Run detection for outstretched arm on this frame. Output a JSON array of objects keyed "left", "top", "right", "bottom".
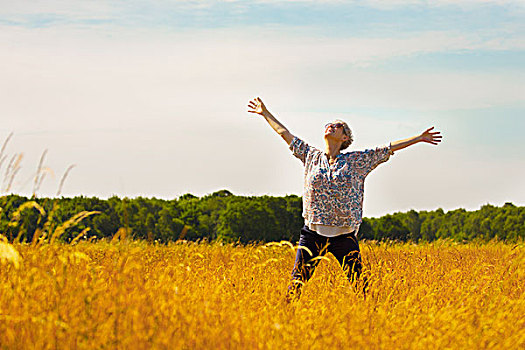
[
  {"left": 390, "top": 127, "right": 442, "bottom": 153},
  {"left": 247, "top": 97, "right": 294, "bottom": 145}
]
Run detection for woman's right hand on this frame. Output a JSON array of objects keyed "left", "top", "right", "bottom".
[
  {"left": 246, "top": 97, "right": 294, "bottom": 145},
  {"left": 247, "top": 97, "right": 268, "bottom": 116}
]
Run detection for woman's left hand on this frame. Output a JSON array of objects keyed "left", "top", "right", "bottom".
[
  {"left": 391, "top": 127, "right": 442, "bottom": 153},
  {"left": 419, "top": 127, "right": 442, "bottom": 145}
]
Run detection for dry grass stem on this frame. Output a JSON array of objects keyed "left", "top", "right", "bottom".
[{"left": 56, "top": 164, "right": 76, "bottom": 197}]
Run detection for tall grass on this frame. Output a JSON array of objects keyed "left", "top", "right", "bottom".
[
  {"left": 1, "top": 239, "right": 523, "bottom": 349},
  {"left": 0, "top": 133, "right": 96, "bottom": 244}
]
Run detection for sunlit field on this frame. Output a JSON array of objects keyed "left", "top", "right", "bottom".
[{"left": 1, "top": 238, "right": 523, "bottom": 349}]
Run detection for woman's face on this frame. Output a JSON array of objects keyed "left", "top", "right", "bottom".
[{"left": 324, "top": 122, "right": 347, "bottom": 141}]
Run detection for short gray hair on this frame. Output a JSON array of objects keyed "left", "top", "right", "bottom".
[{"left": 334, "top": 119, "right": 353, "bottom": 150}]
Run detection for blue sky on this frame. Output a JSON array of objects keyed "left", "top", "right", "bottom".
[{"left": 0, "top": 0, "right": 524, "bottom": 216}]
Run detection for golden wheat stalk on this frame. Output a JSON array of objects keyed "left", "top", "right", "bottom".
[
  {"left": 49, "top": 211, "right": 100, "bottom": 244},
  {"left": 0, "top": 234, "right": 22, "bottom": 269},
  {"left": 111, "top": 227, "right": 132, "bottom": 244},
  {"left": 70, "top": 227, "right": 91, "bottom": 245},
  {"left": 8, "top": 201, "right": 47, "bottom": 229}
]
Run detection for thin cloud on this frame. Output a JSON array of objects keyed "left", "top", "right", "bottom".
[
  {"left": 2, "top": 0, "right": 524, "bottom": 30},
  {"left": 2, "top": 23, "right": 523, "bottom": 65}
]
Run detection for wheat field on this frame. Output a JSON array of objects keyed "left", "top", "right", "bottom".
[{"left": 1, "top": 238, "right": 523, "bottom": 349}]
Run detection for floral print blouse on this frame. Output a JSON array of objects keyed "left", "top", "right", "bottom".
[{"left": 289, "top": 136, "right": 393, "bottom": 233}]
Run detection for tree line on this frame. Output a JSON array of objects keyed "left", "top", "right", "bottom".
[{"left": 0, "top": 190, "right": 523, "bottom": 243}]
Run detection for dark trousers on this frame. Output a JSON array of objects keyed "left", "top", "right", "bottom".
[{"left": 288, "top": 225, "right": 364, "bottom": 299}]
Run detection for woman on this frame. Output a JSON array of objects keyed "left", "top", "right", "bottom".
[{"left": 247, "top": 97, "right": 442, "bottom": 300}]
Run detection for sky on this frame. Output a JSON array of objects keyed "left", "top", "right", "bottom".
[{"left": 0, "top": 0, "right": 524, "bottom": 217}]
